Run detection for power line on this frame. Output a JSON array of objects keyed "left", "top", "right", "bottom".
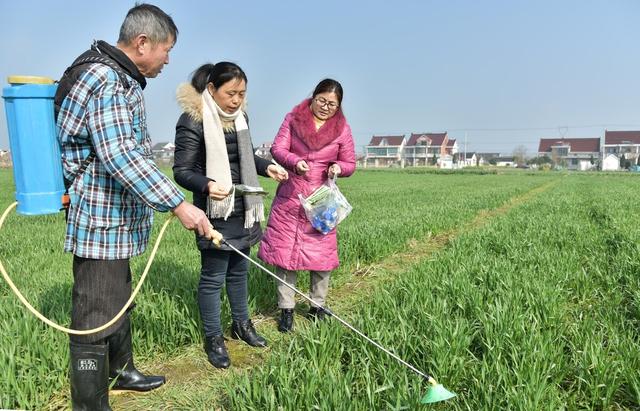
[
  {"left": 352, "top": 124, "right": 640, "bottom": 135},
  {"left": 448, "top": 124, "right": 640, "bottom": 132}
]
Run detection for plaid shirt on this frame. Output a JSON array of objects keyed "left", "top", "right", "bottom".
[{"left": 57, "top": 64, "right": 184, "bottom": 260}]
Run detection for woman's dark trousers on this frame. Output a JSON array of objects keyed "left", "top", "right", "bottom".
[{"left": 198, "top": 248, "right": 250, "bottom": 337}]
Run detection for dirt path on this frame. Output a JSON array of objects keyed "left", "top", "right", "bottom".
[{"left": 106, "top": 178, "right": 560, "bottom": 410}]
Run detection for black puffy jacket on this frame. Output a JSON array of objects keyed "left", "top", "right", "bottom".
[{"left": 173, "top": 90, "right": 271, "bottom": 251}]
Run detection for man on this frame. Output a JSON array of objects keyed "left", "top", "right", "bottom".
[{"left": 56, "top": 4, "right": 212, "bottom": 410}]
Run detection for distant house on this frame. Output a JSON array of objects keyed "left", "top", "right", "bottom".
[
  {"left": 364, "top": 135, "right": 406, "bottom": 167},
  {"left": 602, "top": 130, "right": 640, "bottom": 168},
  {"left": 445, "top": 139, "right": 459, "bottom": 156},
  {"left": 601, "top": 153, "right": 620, "bottom": 171},
  {"left": 439, "top": 154, "right": 453, "bottom": 169},
  {"left": 537, "top": 137, "right": 599, "bottom": 171},
  {"left": 463, "top": 152, "right": 477, "bottom": 167},
  {"left": 254, "top": 142, "right": 272, "bottom": 161},
  {"left": 402, "top": 132, "right": 459, "bottom": 167},
  {"left": 495, "top": 156, "right": 516, "bottom": 167},
  {"left": 477, "top": 152, "right": 500, "bottom": 166},
  {"left": 152, "top": 142, "right": 175, "bottom": 160}
]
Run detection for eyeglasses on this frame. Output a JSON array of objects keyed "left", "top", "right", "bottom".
[{"left": 314, "top": 97, "right": 339, "bottom": 110}]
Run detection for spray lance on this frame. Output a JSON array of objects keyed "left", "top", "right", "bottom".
[{"left": 210, "top": 230, "right": 456, "bottom": 404}]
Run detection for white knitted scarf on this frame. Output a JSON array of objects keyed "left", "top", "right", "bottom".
[{"left": 202, "top": 91, "right": 264, "bottom": 227}]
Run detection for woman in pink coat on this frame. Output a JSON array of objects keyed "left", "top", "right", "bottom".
[{"left": 258, "top": 79, "right": 356, "bottom": 332}]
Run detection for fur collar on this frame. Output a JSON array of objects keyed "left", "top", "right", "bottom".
[
  {"left": 290, "top": 98, "right": 346, "bottom": 150},
  {"left": 176, "top": 83, "right": 204, "bottom": 122},
  {"left": 176, "top": 83, "right": 249, "bottom": 124}
]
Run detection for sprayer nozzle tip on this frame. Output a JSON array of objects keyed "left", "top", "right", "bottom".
[{"left": 421, "top": 383, "right": 456, "bottom": 404}]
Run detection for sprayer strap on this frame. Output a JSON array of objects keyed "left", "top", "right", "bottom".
[
  {"left": 62, "top": 150, "right": 96, "bottom": 212},
  {"left": 76, "top": 151, "right": 96, "bottom": 180},
  {"left": 64, "top": 150, "right": 95, "bottom": 191}
]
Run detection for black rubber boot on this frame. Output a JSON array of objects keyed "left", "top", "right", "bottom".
[
  {"left": 107, "top": 317, "right": 165, "bottom": 392},
  {"left": 308, "top": 306, "right": 327, "bottom": 322},
  {"left": 277, "top": 309, "right": 294, "bottom": 333},
  {"left": 204, "top": 335, "right": 230, "bottom": 369},
  {"left": 70, "top": 341, "right": 112, "bottom": 411},
  {"left": 231, "top": 319, "right": 267, "bottom": 347}
]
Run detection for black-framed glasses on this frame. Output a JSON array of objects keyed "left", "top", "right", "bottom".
[{"left": 314, "top": 97, "right": 339, "bottom": 110}]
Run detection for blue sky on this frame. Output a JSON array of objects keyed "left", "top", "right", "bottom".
[{"left": 1, "top": 0, "right": 639, "bottom": 156}]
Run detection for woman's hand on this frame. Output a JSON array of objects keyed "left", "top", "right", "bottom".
[
  {"left": 267, "top": 164, "right": 289, "bottom": 182},
  {"left": 207, "top": 181, "right": 230, "bottom": 200},
  {"left": 296, "top": 160, "right": 310, "bottom": 176},
  {"left": 328, "top": 163, "right": 341, "bottom": 178}
]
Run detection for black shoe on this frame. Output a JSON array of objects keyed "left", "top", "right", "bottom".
[
  {"left": 204, "top": 335, "right": 230, "bottom": 369},
  {"left": 231, "top": 319, "right": 267, "bottom": 347},
  {"left": 278, "top": 309, "right": 294, "bottom": 333},
  {"left": 308, "top": 307, "right": 327, "bottom": 322},
  {"left": 107, "top": 317, "right": 165, "bottom": 392},
  {"left": 70, "top": 341, "right": 112, "bottom": 410}
]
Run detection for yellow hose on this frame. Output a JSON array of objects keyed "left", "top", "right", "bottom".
[{"left": 0, "top": 201, "right": 173, "bottom": 335}]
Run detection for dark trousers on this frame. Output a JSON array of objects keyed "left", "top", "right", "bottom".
[
  {"left": 70, "top": 256, "right": 131, "bottom": 344},
  {"left": 199, "top": 248, "right": 250, "bottom": 337}
]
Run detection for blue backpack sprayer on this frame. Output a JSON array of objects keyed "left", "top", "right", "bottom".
[
  {"left": 1, "top": 76, "right": 455, "bottom": 405},
  {"left": 2, "top": 76, "right": 64, "bottom": 215},
  {"left": 0, "top": 75, "right": 173, "bottom": 337}
]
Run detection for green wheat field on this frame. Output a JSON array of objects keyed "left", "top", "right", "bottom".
[{"left": 1, "top": 168, "right": 640, "bottom": 410}]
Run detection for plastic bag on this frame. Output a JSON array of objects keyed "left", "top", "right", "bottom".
[{"left": 299, "top": 175, "right": 353, "bottom": 235}]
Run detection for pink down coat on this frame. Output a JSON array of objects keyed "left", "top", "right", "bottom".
[{"left": 258, "top": 99, "right": 356, "bottom": 271}]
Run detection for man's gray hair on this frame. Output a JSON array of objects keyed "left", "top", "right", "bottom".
[{"left": 118, "top": 3, "right": 178, "bottom": 45}]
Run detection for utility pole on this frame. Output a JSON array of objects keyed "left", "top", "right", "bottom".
[
  {"left": 361, "top": 144, "right": 369, "bottom": 168},
  {"left": 464, "top": 132, "right": 467, "bottom": 168}
]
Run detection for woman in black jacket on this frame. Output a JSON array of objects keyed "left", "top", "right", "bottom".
[{"left": 173, "top": 62, "right": 288, "bottom": 369}]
